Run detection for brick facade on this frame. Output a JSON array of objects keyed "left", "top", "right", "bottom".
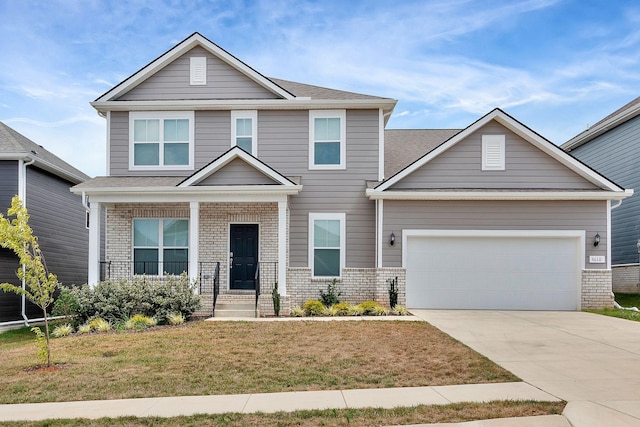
[
  {"left": 581, "top": 269, "right": 614, "bottom": 309},
  {"left": 612, "top": 264, "right": 640, "bottom": 294}
]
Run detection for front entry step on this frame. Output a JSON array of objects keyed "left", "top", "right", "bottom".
[{"left": 214, "top": 295, "right": 258, "bottom": 318}]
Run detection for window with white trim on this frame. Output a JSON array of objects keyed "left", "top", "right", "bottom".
[
  {"left": 231, "top": 110, "right": 257, "bottom": 155},
  {"left": 130, "top": 111, "right": 194, "bottom": 170},
  {"left": 309, "top": 110, "right": 346, "bottom": 169},
  {"left": 482, "top": 134, "right": 505, "bottom": 171},
  {"left": 309, "top": 213, "right": 345, "bottom": 277},
  {"left": 133, "top": 219, "right": 189, "bottom": 276}
]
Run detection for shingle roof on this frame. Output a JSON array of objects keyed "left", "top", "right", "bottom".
[
  {"left": 270, "top": 78, "right": 393, "bottom": 101},
  {"left": 384, "top": 129, "right": 461, "bottom": 177},
  {"left": 0, "top": 122, "right": 89, "bottom": 183},
  {"left": 73, "top": 176, "right": 184, "bottom": 189}
]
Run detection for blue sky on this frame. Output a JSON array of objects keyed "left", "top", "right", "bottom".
[{"left": 1, "top": 0, "right": 640, "bottom": 177}]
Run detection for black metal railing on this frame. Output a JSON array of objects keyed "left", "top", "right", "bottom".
[
  {"left": 254, "top": 262, "right": 260, "bottom": 317},
  {"left": 212, "top": 262, "right": 220, "bottom": 317},
  {"left": 100, "top": 260, "right": 190, "bottom": 279}
]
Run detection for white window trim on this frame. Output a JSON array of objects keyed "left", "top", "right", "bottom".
[
  {"left": 190, "top": 56, "right": 207, "bottom": 85},
  {"left": 309, "top": 110, "right": 346, "bottom": 170},
  {"left": 129, "top": 111, "right": 195, "bottom": 171},
  {"left": 482, "top": 134, "right": 505, "bottom": 171},
  {"left": 132, "top": 218, "right": 189, "bottom": 277},
  {"left": 308, "top": 212, "right": 346, "bottom": 279},
  {"left": 231, "top": 110, "right": 258, "bottom": 156}
]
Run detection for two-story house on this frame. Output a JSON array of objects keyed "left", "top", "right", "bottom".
[
  {"left": 0, "top": 122, "right": 90, "bottom": 325},
  {"left": 73, "top": 32, "right": 631, "bottom": 314}
]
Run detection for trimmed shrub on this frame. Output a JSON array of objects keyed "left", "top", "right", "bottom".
[
  {"left": 371, "top": 305, "right": 389, "bottom": 316},
  {"left": 65, "top": 273, "right": 201, "bottom": 324},
  {"left": 290, "top": 306, "right": 305, "bottom": 317},
  {"left": 124, "top": 314, "right": 157, "bottom": 330},
  {"left": 358, "top": 300, "right": 382, "bottom": 315},
  {"left": 392, "top": 305, "right": 409, "bottom": 316},
  {"left": 77, "top": 323, "right": 92, "bottom": 334},
  {"left": 89, "top": 317, "right": 111, "bottom": 332},
  {"left": 303, "top": 299, "right": 326, "bottom": 316},
  {"left": 167, "top": 312, "right": 185, "bottom": 325},
  {"left": 333, "top": 302, "right": 352, "bottom": 316}
]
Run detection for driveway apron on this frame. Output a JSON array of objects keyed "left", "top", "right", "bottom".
[{"left": 411, "top": 310, "right": 640, "bottom": 422}]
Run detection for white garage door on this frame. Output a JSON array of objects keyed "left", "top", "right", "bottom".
[{"left": 405, "top": 231, "right": 582, "bottom": 310}]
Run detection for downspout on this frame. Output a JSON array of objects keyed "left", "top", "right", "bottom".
[{"left": 19, "top": 157, "right": 35, "bottom": 326}]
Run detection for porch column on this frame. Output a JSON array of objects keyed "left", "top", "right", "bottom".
[
  {"left": 278, "top": 200, "right": 287, "bottom": 295},
  {"left": 189, "top": 201, "right": 199, "bottom": 289},
  {"left": 88, "top": 201, "right": 101, "bottom": 287}
]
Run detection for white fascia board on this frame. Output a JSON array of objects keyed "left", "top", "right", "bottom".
[
  {"left": 75, "top": 185, "right": 303, "bottom": 203},
  {"left": 563, "top": 102, "right": 640, "bottom": 151},
  {"left": 179, "top": 147, "right": 295, "bottom": 187},
  {"left": 376, "top": 109, "right": 625, "bottom": 193},
  {"left": 0, "top": 153, "right": 87, "bottom": 183},
  {"left": 366, "top": 188, "right": 634, "bottom": 201},
  {"left": 90, "top": 98, "right": 397, "bottom": 114},
  {"left": 95, "top": 33, "right": 294, "bottom": 102}
]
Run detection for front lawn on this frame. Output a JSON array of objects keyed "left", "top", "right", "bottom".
[
  {"left": 589, "top": 293, "right": 640, "bottom": 322},
  {"left": 0, "top": 320, "right": 519, "bottom": 404}
]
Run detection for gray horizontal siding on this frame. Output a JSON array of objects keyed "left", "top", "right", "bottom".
[
  {"left": 382, "top": 200, "right": 607, "bottom": 269},
  {"left": 0, "top": 160, "right": 18, "bottom": 208},
  {"left": 0, "top": 249, "right": 42, "bottom": 322},
  {"left": 198, "top": 158, "right": 277, "bottom": 185},
  {"left": 391, "top": 122, "right": 598, "bottom": 190},
  {"left": 569, "top": 116, "right": 640, "bottom": 265},
  {"left": 26, "top": 166, "right": 89, "bottom": 285},
  {"left": 117, "top": 46, "right": 279, "bottom": 101}
]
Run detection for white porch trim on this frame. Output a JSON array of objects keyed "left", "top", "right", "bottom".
[
  {"left": 189, "top": 201, "right": 200, "bottom": 288},
  {"left": 88, "top": 201, "right": 101, "bottom": 286},
  {"left": 278, "top": 200, "right": 287, "bottom": 295}
]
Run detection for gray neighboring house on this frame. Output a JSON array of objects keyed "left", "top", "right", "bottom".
[
  {"left": 0, "top": 122, "right": 90, "bottom": 324},
  {"left": 73, "top": 32, "right": 631, "bottom": 314},
  {"left": 562, "top": 96, "right": 640, "bottom": 293}
]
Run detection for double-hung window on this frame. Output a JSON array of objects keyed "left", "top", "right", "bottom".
[
  {"left": 309, "top": 213, "right": 346, "bottom": 278},
  {"left": 130, "top": 111, "right": 194, "bottom": 170},
  {"left": 231, "top": 110, "right": 257, "bottom": 155},
  {"left": 309, "top": 110, "right": 346, "bottom": 169},
  {"left": 133, "top": 219, "right": 189, "bottom": 276}
]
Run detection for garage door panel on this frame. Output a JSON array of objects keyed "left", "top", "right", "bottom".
[{"left": 406, "top": 234, "right": 580, "bottom": 310}]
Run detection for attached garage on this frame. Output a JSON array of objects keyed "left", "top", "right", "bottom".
[{"left": 404, "top": 231, "right": 584, "bottom": 310}]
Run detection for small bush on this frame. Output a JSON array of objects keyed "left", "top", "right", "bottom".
[
  {"left": 52, "top": 288, "right": 80, "bottom": 319},
  {"left": 52, "top": 324, "right": 73, "bottom": 338},
  {"left": 319, "top": 279, "right": 341, "bottom": 307},
  {"left": 371, "top": 305, "right": 389, "bottom": 316},
  {"left": 358, "top": 300, "right": 382, "bottom": 315},
  {"left": 89, "top": 317, "right": 111, "bottom": 332},
  {"left": 290, "top": 306, "right": 305, "bottom": 317},
  {"left": 392, "top": 305, "right": 409, "bottom": 316},
  {"left": 167, "top": 312, "right": 185, "bottom": 325},
  {"left": 303, "top": 299, "right": 326, "bottom": 316},
  {"left": 347, "top": 304, "right": 364, "bottom": 316},
  {"left": 324, "top": 305, "right": 338, "bottom": 316},
  {"left": 333, "top": 302, "right": 353, "bottom": 316},
  {"left": 77, "top": 323, "right": 92, "bottom": 334},
  {"left": 124, "top": 314, "right": 157, "bottom": 330}
]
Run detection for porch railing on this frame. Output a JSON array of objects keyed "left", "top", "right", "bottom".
[
  {"left": 254, "top": 262, "right": 260, "bottom": 317},
  {"left": 212, "top": 262, "right": 220, "bottom": 317}
]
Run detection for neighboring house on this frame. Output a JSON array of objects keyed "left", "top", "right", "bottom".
[
  {"left": 73, "top": 32, "right": 631, "bottom": 314},
  {"left": 0, "top": 122, "right": 90, "bottom": 324},
  {"left": 562, "top": 97, "right": 640, "bottom": 293}
]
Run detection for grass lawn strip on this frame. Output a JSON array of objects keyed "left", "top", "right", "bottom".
[
  {"left": 0, "top": 401, "right": 566, "bottom": 427},
  {"left": 0, "top": 320, "right": 518, "bottom": 404},
  {"left": 589, "top": 293, "right": 640, "bottom": 322}
]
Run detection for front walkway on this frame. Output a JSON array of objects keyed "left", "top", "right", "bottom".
[
  {"left": 411, "top": 310, "right": 640, "bottom": 426},
  {"left": 0, "top": 382, "right": 558, "bottom": 422}
]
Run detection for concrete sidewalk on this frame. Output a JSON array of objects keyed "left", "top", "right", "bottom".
[{"left": 0, "top": 382, "right": 560, "bottom": 423}]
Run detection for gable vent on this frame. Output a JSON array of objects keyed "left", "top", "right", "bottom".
[
  {"left": 482, "top": 135, "right": 505, "bottom": 171},
  {"left": 190, "top": 56, "right": 207, "bottom": 85}
]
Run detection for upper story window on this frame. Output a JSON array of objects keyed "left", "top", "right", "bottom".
[
  {"left": 231, "top": 110, "right": 257, "bottom": 155},
  {"left": 482, "top": 134, "right": 506, "bottom": 171},
  {"left": 309, "top": 110, "right": 346, "bottom": 170},
  {"left": 129, "top": 111, "right": 194, "bottom": 170}
]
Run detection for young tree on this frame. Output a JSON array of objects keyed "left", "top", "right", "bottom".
[{"left": 0, "top": 195, "right": 58, "bottom": 366}]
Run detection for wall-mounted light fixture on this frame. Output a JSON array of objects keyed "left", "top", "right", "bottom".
[
  {"left": 593, "top": 232, "right": 600, "bottom": 247},
  {"left": 390, "top": 232, "right": 396, "bottom": 246}
]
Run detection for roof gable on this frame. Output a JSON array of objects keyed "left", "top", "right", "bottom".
[
  {"left": 178, "top": 146, "right": 296, "bottom": 187},
  {"left": 377, "top": 109, "right": 625, "bottom": 194},
  {"left": 95, "top": 32, "right": 295, "bottom": 103}
]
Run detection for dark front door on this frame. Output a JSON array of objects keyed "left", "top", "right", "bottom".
[{"left": 230, "top": 224, "right": 258, "bottom": 290}]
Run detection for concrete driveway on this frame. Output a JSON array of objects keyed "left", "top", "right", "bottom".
[{"left": 411, "top": 310, "right": 640, "bottom": 425}]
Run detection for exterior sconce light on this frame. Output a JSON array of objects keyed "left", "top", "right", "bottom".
[
  {"left": 593, "top": 233, "right": 600, "bottom": 247},
  {"left": 390, "top": 232, "right": 396, "bottom": 246}
]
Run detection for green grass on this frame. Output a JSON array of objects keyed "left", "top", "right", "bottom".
[
  {"left": 0, "top": 401, "right": 566, "bottom": 427},
  {"left": 588, "top": 293, "right": 640, "bottom": 322}
]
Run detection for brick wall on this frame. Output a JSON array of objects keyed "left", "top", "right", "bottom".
[
  {"left": 581, "top": 269, "right": 614, "bottom": 309},
  {"left": 612, "top": 264, "right": 640, "bottom": 294}
]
